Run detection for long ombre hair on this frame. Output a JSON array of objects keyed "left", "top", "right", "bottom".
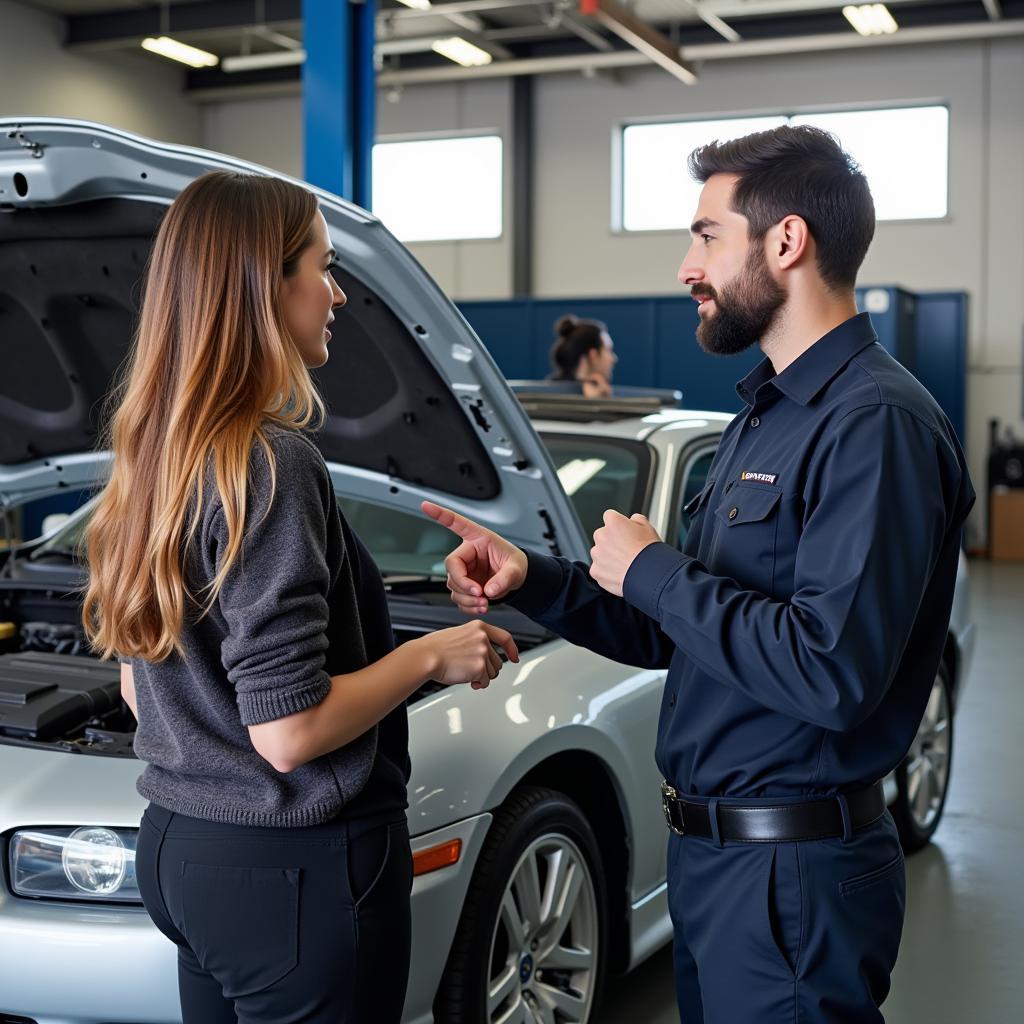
[{"left": 83, "top": 171, "right": 324, "bottom": 662}]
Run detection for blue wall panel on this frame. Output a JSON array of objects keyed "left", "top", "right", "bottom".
[
  {"left": 458, "top": 302, "right": 536, "bottom": 380},
  {"left": 653, "top": 298, "right": 759, "bottom": 414},
  {"left": 855, "top": 287, "right": 917, "bottom": 369},
  {"left": 459, "top": 296, "right": 764, "bottom": 415},
  {"left": 914, "top": 292, "right": 968, "bottom": 443},
  {"left": 459, "top": 287, "right": 968, "bottom": 439}
]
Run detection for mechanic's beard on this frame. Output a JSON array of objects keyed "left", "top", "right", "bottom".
[{"left": 696, "top": 247, "right": 786, "bottom": 356}]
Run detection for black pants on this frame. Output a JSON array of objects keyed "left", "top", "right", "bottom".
[
  {"left": 135, "top": 803, "right": 412, "bottom": 1024},
  {"left": 668, "top": 809, "right": 906, "bottom": 1022}
]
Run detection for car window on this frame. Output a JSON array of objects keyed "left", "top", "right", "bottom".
[
  {"left": 678, "top": 449, "right": 716, "bottom": 548},
  {"left": 28, "top": 497, "right": 96, "bottom": 556},
  {"left": 338, "top": 498, "right": 456, "bottom": 578},
  {"left": 32, "top": 492, "right": 457, "bottom": 579},
  {"left": 539, "top": 434, "right": 653, "bottom": 541}
]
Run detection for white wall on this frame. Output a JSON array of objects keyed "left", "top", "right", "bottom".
[
  {"left": 200, "top": 79, "right": 515, "bottom": 300},
  {"left": 0, "top": 0, "right": 201, "bottom": 145}
]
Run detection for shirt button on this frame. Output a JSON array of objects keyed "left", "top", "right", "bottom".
[
  {"left": 728, "top": 507, "right": 739, "bottom": 520},
  {"left": 750, "top": 416, "right": 761, "bottom": 428}
]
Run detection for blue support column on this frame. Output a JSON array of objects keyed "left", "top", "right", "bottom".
[{"left": 303, "top": 0, "right": 376, "bottom": 210}]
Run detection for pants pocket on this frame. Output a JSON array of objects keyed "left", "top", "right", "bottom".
[
  {"left": 839, "top": 850, "right": 904, "bottom": 897},
  {"left": 180, "top": 862, "right": 300, "bottom": 999},
  {"left": 836, "top": 846, "right": 906, "bottom": 1005},
  {"left": 346, "top": 820, "right": 401, "bottom": 910},
  {"left": 135, "top": 815, "right": 182, "bottom": 946},
  {"left": 765, "top": 844, "right": 802, "bottom": 978}
]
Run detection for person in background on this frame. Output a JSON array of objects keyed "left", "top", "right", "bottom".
[{"left": 547, "top": 314, "right": 618, "bottom": 397}]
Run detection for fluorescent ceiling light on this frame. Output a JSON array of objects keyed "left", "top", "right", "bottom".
[
  {"left": 842, "top": 4, "right": 899, "bottom": 36},
  {"left": 395, "top": 0, "right": 433, "bottom": 8},
  {"left": 431, "top": 36, "right": 493, "bottom": 67},
  {"left": 141, "top": 36, "right": 219, "bottom": 68},
  {"left": 222, "top": 49, "right": 307, "bottom": 72}
]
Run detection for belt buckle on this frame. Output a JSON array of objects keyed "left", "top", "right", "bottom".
[{"left": 661, "top": 781, "right": 685, "bottom": 836}]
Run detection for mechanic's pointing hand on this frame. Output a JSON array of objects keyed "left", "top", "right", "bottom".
[
  {"left": 421, "top": 501, "right": 528, "bottom": 616},
  {"left": 589, "top": 511, "right": 662, "bottom": 597}
]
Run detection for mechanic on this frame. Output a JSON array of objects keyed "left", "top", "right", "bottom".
[
  {"left": 82, "top": 171, "right": 518, "bottom": 1023},
  {"left": 548, "top": 313, "right": 618, "bottom": 397},
  {"left": 424, "top": 124, "right": 974, "bottom": 1021}
]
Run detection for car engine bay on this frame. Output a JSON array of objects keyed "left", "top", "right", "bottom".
[{"left": 0, "top": 577, "right": 553, "bottom": 759}]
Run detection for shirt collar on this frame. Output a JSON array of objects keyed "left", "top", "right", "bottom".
[{"left": 736, "top": 313, "right": 878, "bottom": 408}]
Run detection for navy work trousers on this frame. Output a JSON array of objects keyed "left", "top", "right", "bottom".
[
  {"left": 667, "top": 809, "right": 906, "bottom": 1022},
  {"left": 135, "top": 803, "right": 412, "bottom": 1024}
]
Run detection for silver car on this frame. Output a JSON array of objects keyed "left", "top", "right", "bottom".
[{"left": 0, "top": 119, "right": 975, "bottom": 1024}]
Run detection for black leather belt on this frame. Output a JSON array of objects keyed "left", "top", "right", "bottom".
[{"left": 660, "top": 781, "right": 887, "bottom": 843}]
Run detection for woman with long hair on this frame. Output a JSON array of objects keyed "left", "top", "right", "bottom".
[
  {"left": 547, "top": 314, "right": 618, "bottom": 398},
  {"left": 83, "top": 170, "right": 518, "bottom": 1023}
]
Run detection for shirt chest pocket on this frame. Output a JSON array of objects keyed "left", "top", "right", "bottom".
[{"left": 710, "top": 484, "right": 782, "bottom": 594}]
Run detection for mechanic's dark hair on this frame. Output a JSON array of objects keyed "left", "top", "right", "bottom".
[
  {"left": 549, "top": 315, "right": 608, "bottom": 380},
  {"left": 688, "top": 124, "right": 875, "bottom": 290}
]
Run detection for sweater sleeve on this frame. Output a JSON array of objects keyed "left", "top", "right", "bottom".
[{"left": 212, "top": 433, "right": 334, "bottom": 726}]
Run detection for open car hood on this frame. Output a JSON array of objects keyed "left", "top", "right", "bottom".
[{"left": 0, "top": 118, "right": 588, "bottom": 560}]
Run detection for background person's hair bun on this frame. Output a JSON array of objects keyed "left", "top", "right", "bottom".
[{"left": 555, "top": 314, "right": 579, "bottom": 339}]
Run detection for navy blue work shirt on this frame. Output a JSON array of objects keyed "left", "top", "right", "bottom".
[{"left": 509, "top": 313, "right": 975, "bottom": 798}]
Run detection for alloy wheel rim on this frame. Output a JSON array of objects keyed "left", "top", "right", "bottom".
[
  {"left": 485, "top": 832, "right": 599, "bottom": 1024},
  {"left": 905, "top": 672, "right": 951, "bottom": 832}
]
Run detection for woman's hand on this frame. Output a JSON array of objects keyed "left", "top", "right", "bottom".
[{"left": 412, "top": 620, "right": 520, "bottom": 691}]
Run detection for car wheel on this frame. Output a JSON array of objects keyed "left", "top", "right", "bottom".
[
  {"left": 892, "top": 661, "right": 954, "bottom": 853},
  {"left": 435, "top": 785, "right": 608, "bottom": 1024}
]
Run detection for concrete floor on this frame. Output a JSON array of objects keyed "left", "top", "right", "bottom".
[{"left": 595, "top": 559, "right": 1024, "bottom": 1024}]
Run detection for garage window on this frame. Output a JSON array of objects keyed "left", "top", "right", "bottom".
[
  {"left": 619, "top": 105, "right": 948, "bottom": 231},
  {"left": 619, "top": 116, "right": 787, "bottom": 233},
  {"left": 789, "top": 107, "right": 949, "bottom": 221},
  {"left": 372, "top": 134, "right": 503, "bottom": 243}
]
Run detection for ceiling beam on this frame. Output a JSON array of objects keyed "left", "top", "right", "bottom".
[
  {"left": 65, "top": 0, "right": 533, "bottom": 51},
  {"left": 681, "top": 0, "right": 741, "bottom": 43},
  {"left": 562, "top": 12, "right": 616, "bottom": 52},
  {"left": 184, "top": 15, "right": 1024, "bottom": 97},
  {"left": 700, "top": 0, "right": 949, "bottom": 15},
  {"left": 66, "top": 0, "right": 302, "bottom": 50},
  {"left": 382, "top": 0, "right": 547, "bottom": 18},
  {"left": 578, "top": 0, "right": 698, "bottom": 84},
  {"left": 370, "top": 16, "right": 1024, "bottom": 85}
]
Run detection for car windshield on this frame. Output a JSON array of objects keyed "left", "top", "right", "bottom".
[
  {"left": 29, "top": 434, "right": 651, "bottom": 579},
  {"left": 28, "top": 500, "right": 94, "bottom": 558}
]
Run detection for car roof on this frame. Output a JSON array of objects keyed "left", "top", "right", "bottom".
[{"left": 530, "top": 408, "right": 734, "bottom": 443}]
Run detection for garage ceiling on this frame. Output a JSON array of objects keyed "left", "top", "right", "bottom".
[{"left": 13, "top": 0, "right": 1024, "bottom": 94}]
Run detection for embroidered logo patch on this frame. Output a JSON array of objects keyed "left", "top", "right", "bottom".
[{"left": 741, "top": 471, "right": 778, "bottom": 485}]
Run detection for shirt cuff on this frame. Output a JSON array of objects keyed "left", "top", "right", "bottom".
[
  {"left": 236, "top": 674, "right": 332, "bottom": 727},
  {"left": 622, "top": 542, "right": 691, "bottom": 621},
  {"left": 504, "top": 548, "right": 566, "bottom": 618}
]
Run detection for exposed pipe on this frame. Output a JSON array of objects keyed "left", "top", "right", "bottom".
[
  {"left": 185, "top": 16, "right": 1024, "bottom": 99},
  {"left": 375, "top": 19, "right": 1024, "bottom": 85}
]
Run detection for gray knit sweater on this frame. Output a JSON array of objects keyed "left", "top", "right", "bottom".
[{"left": 129, "top": 429, "right": 378, "bottom": 827}]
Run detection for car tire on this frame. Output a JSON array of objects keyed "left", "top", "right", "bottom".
[
  {"left": 892, "top": 661, "right": 954, "bottom": 853},
  {"left": 435, "top": 785, "right": 608, "bottom": 1024}
]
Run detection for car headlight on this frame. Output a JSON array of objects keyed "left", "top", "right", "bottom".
[{"left": 8, "top": 827, "right": 142, "bottom": 904}]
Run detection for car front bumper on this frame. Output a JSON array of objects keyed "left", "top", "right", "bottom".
[{"left": 0, "top": 812, "right": 492, "bottom": 1024}]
